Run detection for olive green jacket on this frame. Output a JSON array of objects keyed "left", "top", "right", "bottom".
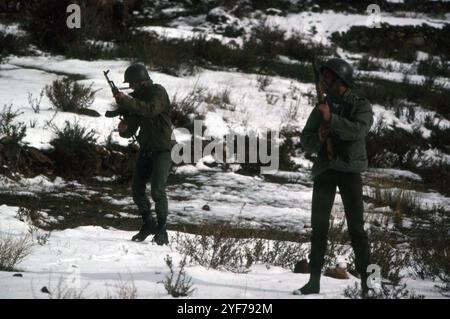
[
  {"left": 118, "top": 81, "right": 174, "bottom": 152},
  {"left": 301, "top": 89, "right": 373, "bottom": 178}
]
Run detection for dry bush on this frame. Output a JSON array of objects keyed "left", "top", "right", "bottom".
[
  {"left": 45, "top": 78, "right": 98, "bottom": 116},
  {"left": 173, "top": 219, "right": 308, "bottom": 273},
  {"left": 163, "top": 255, "right": 195, "bottom": 298},
  {"left": 0, "top": 104, "right": 26, "bottom": 145},
  {"left": 0, "top": 233, "right": 32, "bottom": 271}
]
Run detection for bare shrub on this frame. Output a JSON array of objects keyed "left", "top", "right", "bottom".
[
  {"left": 257, "top": 74, "right": 273, "bottom": 91},
  {"left": 346, "top": 228, "right": 410, "bottom": 286},
  {"left": 50, "top": 120, "right": 97, "bottom": 155},
  {"left": 205, "top": 88, "right": 235, "bottom": 111},
  {"left": 0, "top": 104, "right": 27, "bottom": 145},
  {"left": 49, "top": 120, "right": 98, "bottom": 176},
  {"left": 171, "top": 85, "right": 205, "bottom": 130},
  {"left": 106, "top": 275, "right": 138, "bottom": 299},
  {"left": 0, "top": 233, "right": 32, "bottom": 271},
  {"left": 27, "top": 89, "right": 45, "bottom": 114},
  {"left": 42, "top": 274, "right": 88, "bottom": 299},
  {"left": 174, "top": 221, "right": 252, "bottom": 273},
  {"left": 369, "top": 188, "right": 421, "bottom": 217},
  {"left": 173, "top": 219, "right": 308, "bottom": 273},
  {"left": 45, "top": 78, "right": 97, "bottom": 115},
  {"left": 163, "top": 255, "right": 195, "bottom": 298},
  {"left": 410, "top": 216, "right": 450, "bottom": 295},
  {"left": 249, "top": 238, "right": 308, "bottom": 271},
  {"left": 344, "top": 281, "right": 424, "bottom": 299}
]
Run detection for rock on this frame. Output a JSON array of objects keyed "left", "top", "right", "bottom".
[
  {"left": 224, "top": 23, "right": 244, "bottom": 38},
  {"left": 266, "top": 8, "right": 282, "bottom": 16},
  {"left": 95, "top": 145, "right": 108, "bottom": 156},
  {"left": 311, "top": 4, "right": 320, "bottom": 12},
  {"left": 206, "top": 8, "right": 232, "bottom": 24},
  {"left": 202, "top": 204, "right": 210, "bottom": 211},
  {"left": 206, "top": 7, "right": 243, "bottom": 37},
  {"left": 41, "top": 286, "right": 51, "bottom": 294},
  {"left": 411, "top": 36, "right": 425, "bottom": 46},
  {"left": 324, "top": 266, "right": 349, "bottom": 280},
  {"left": 293, "top": 259, "right": 310, "bottom": 273},
  {"left": 28, "top": 147, "right": 53, "bottom": 166},
  {"left": 78, "top": 108, "right": 101, "bottom": 117}
]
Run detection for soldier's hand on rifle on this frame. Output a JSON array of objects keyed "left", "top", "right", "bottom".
[
  {"left": 114, "top": 91, "right": 127, "bottom": 104},
  {"left": 318, "top": 102, "right": 331, "bottom": 122},
  {"left": 118, "top": 120, "right": 128, "bottom": 134},
  {"left": 319, "top": 123, "right": 330, "bottom": 141}
]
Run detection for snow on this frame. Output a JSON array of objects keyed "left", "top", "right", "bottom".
[
  {"left": 135, "top": 10, "right": 449, "bottom": 49},
  {"left": 137, "top": 25, "right": 243, "bottom": 47},
  {"left": 203, "top": 111, "right": 230, "bottom": 137},
  {"left": 0, "top": 204, "right": 353, "bottom": 299},
  {"left": 358, "top": 70, "right": 450, "bottom": 89},
  {"left": 371, "top": 104, "right": 450, "bottom": 138},
  {"left": 366, "top": 168, "right": 422, "bottom": 181},
  {"left": 1, "top": 204, "right": 445, "bottom": 299},
  {"left": 265, "top": 11, "right": 449, "bottom": 44},
  {"left": 415, "top": 148, "right": 450, "bottom": 167},
  {"left": 0, "top": 23, "right": 26, "bottom": 37}
]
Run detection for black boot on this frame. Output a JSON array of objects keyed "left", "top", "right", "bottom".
[
  {"left": 153, "top": 229, "right": 168, "bottom": 245},
  {"left": 153, "top": 217, "right": 169, "bottom": 246},
  {"left": 293, "top": 274, "right": 321, "bottom": 295},
  {"left": 132, "top": 217, "right": 157, "bottom": 242}
]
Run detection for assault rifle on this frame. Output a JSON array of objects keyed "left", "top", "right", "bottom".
[
  {"left": 312, "top": 58, "right": 333, "bottom": 160},
  {"left": 103, "top": 70, "right": 129, "bottom": 118}
]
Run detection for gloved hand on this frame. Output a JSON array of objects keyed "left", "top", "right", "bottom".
[
  {"left": 114, "top": 91, "right": 127, "bottom": 105},
  {"left": 318, "top": 101, "right": 331, "bottom": 122},
  {"left": 118, "top": 120, "right": 128, "bottom": 134}
]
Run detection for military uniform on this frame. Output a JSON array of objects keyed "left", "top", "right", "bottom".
[
  {"left": 296, "top": 59, "right": 373, "bottom": 296},
  {"left": 302, "top": 89, "right": 373, "bottom": 177},
  {"left": 115, "top": 64, "right": 173, "bottom": 245}
]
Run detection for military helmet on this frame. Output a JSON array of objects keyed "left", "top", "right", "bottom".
[
  {"left": 124, "top": 64, "right": 150, "bottom": 83},
  {"left": 119, "top": 115, "right": 140, "bottom": 138},
  {"left": 320, "top": 58, "right": 353, "bottom": 87}
]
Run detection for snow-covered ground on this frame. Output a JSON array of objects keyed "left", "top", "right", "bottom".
[
  {"left": 0, "top": 204, "right": 444, "bottom": 299},
  {"left": 265, "top": 11, "right": 449, "bottom": 44},
  {"left": 2, "top": 163, "right": 449, "bottom": 230}
]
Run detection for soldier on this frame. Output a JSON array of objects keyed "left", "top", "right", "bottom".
[
  {"left": 294, "top": 58, "right": 373, "bottom": 296},
  {"left": 113, "top": 64, "right": 173, "bottom": 245}
]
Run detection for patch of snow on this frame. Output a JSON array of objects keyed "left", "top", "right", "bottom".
[
  {"left": 265, "top": 11, "right": 448, "bottom": 45},
  {"left": 0, "top": 23, "right": 26, "bottom": 36},
  {"left": 366, "top": 168, "right": 423, "bottom": 181}
]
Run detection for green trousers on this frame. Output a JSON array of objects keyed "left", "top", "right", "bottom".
[{"left": 131, "top": 150, "right": 171, "bottom": 226}]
